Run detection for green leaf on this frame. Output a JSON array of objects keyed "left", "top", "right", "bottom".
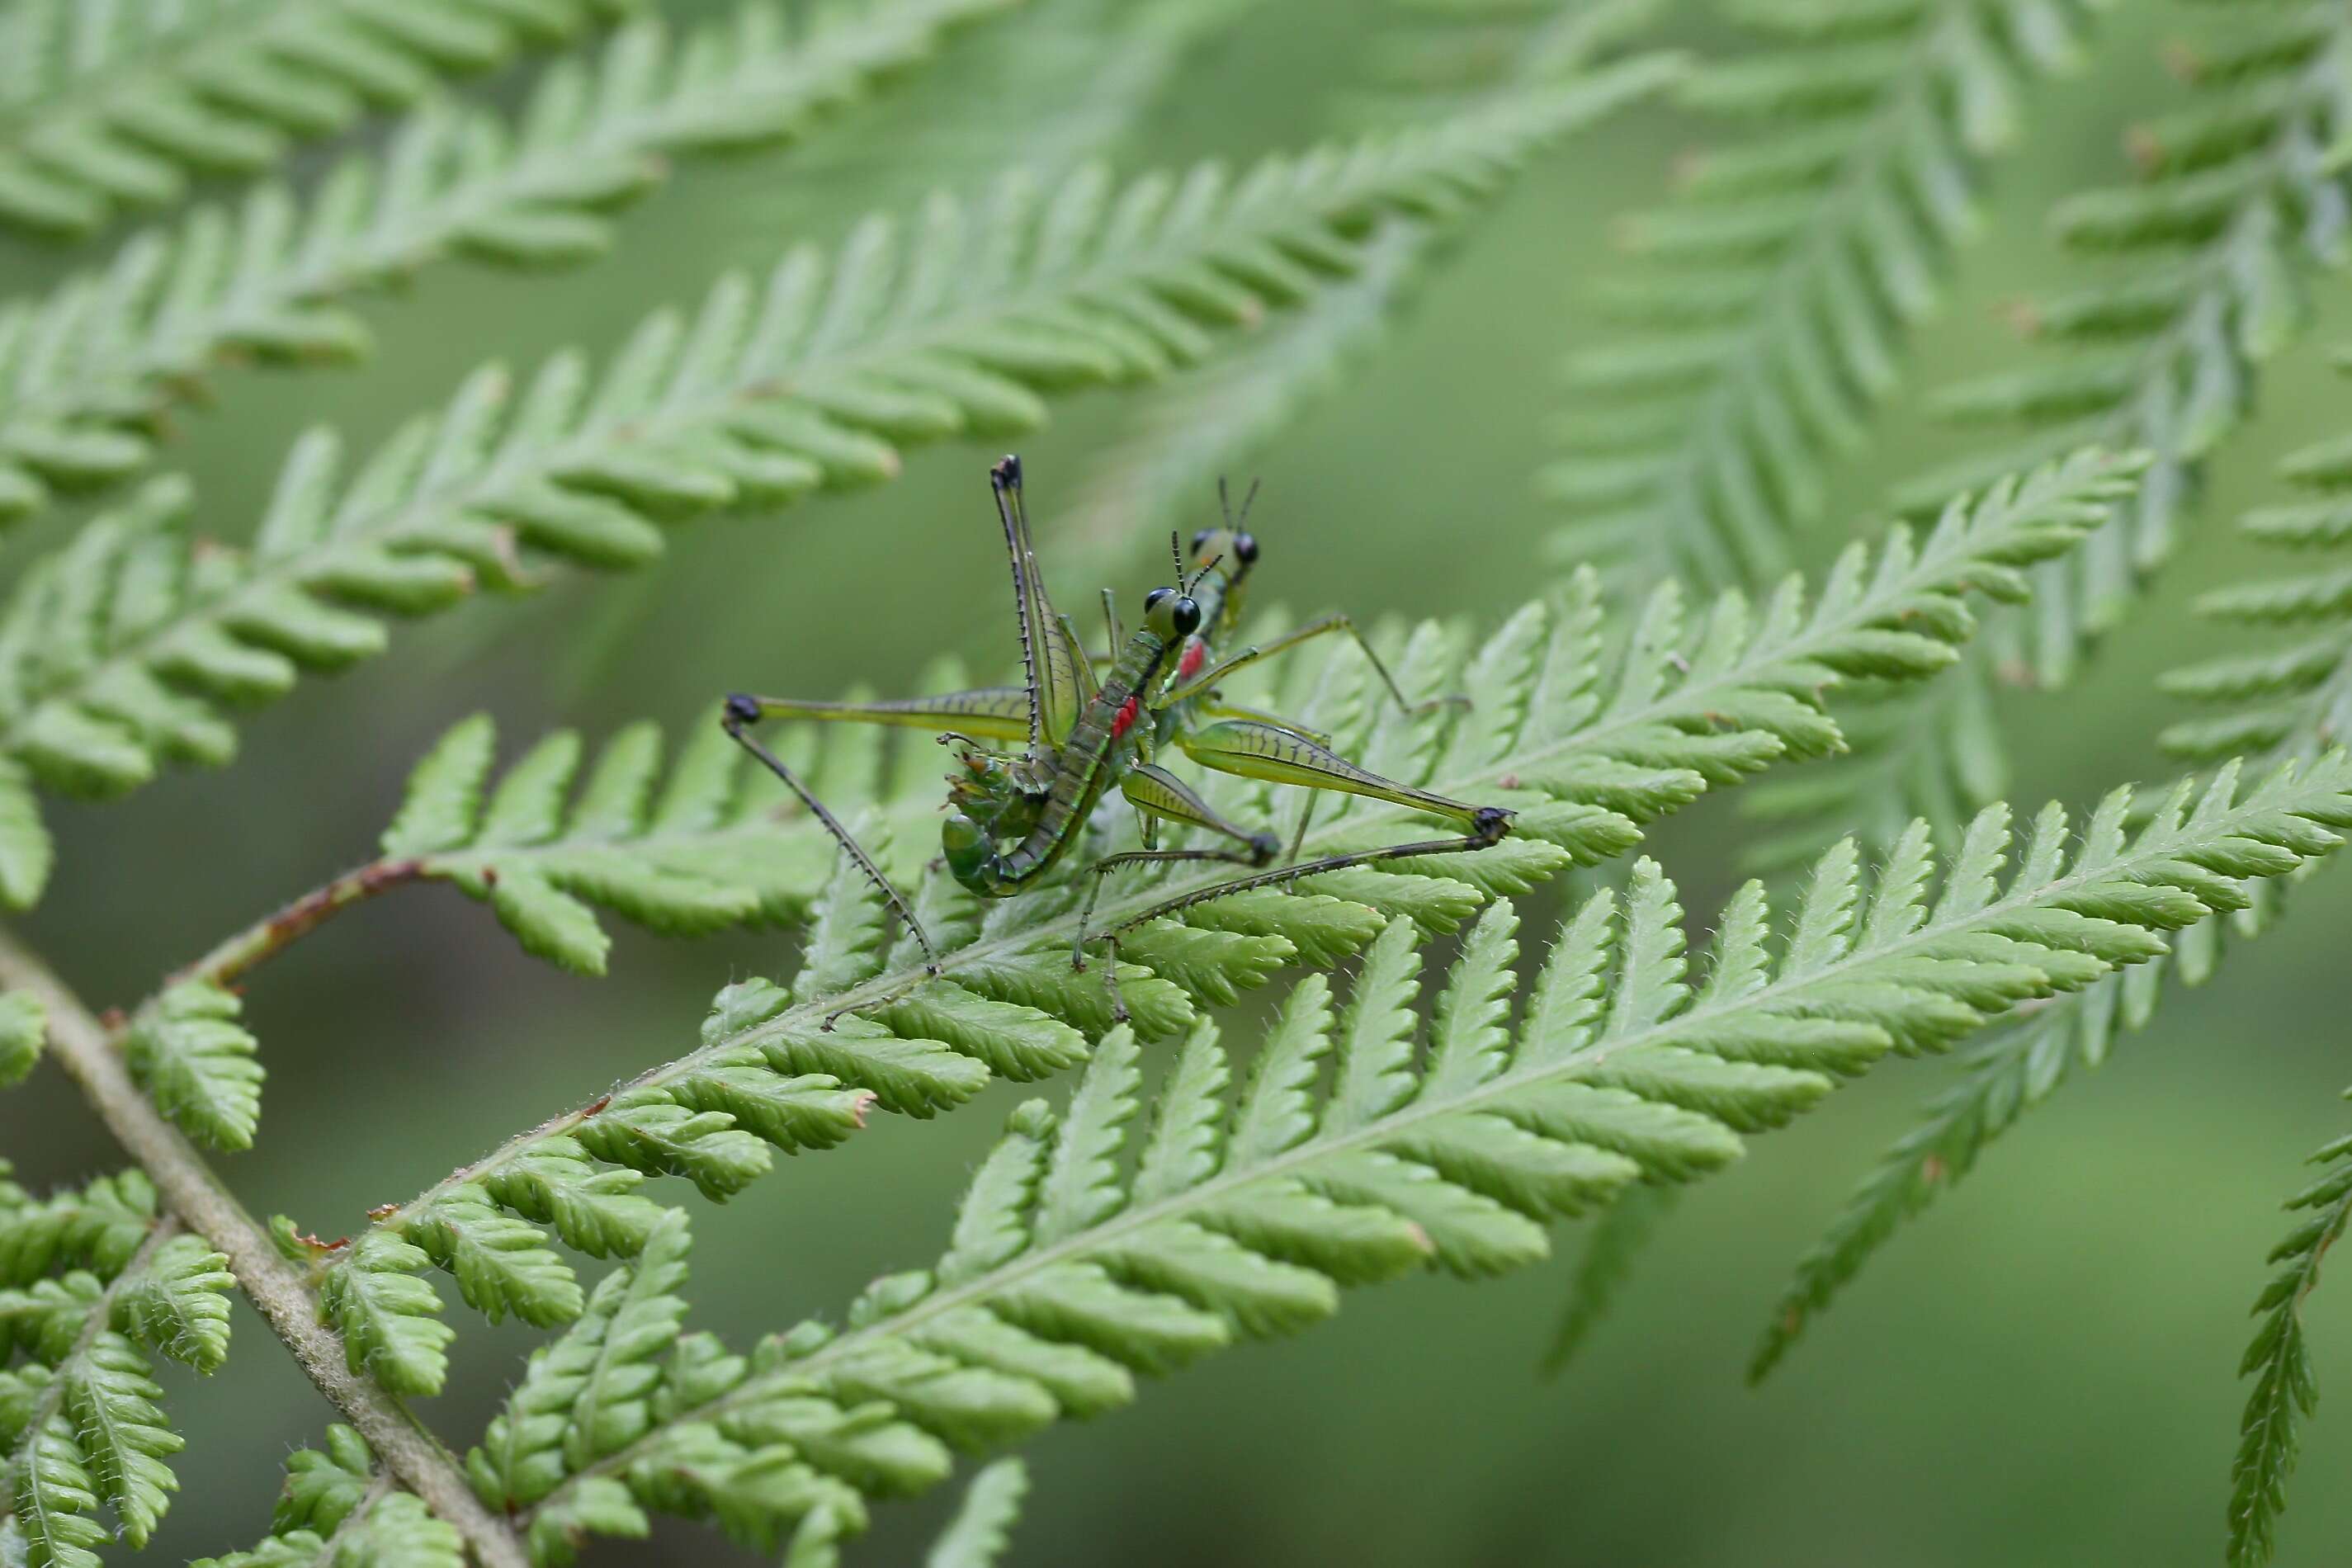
[
  {"left": 1772, "top": 8, "right": 2352, "bottom": 867},
  {"left": 0, "top": 0, "right": 1022, "bottom": 525},
  {"left": 122, "top": 982, "right": 263, "bottom": 1150},
  {"left": 2227, "top": 1098, "right": 2352, "bottom": 1567},
  {"left": 0, "top": 992, "right": 45, "bottom": 1087},
  {"left": 517, "top": 758, "right": 2352, "bottom": 1543},
  {"left": 309, "top": 449, "right": 2132, "bottom": 1412},
  {"left": 1547, "top": 0, "right": 2108, "bottom": 594},
  {"left": 112, "top": 1235, "right": 234, "bottom": 1373},
  {"left": 0, "top": 0, "right": 633, "bottom": 237},
  {"left": 0, "top": 80, "right": 1665, "bottom": 886},
  {"left": 382, "top": 713, "right": 498, "bottom": 857},
  {"left": 924, "top": 1459, "right": 1029, "bottom": 1568},
  {"left": 400, "top": 1188, "right": 583, "bottom": 1329},
  {"left": 1541, "top": 1183, "right": 1676, "bottom": 1375},
  {"left": 319, "top": 1231, "right": 453, "bottom": 1396},
  {"left": 196, "top": 1426, "right": 463, "bottom": 1568}
]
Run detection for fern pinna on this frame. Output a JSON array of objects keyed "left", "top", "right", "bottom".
[
  {"left": 1544, "top": 0, "right": 2107, "bottom": 595},
  {"left": 1748, "top": 0, "right": 2352, "bottom": 863},
  {"left": 1755, "top": 373, "right": 2352, "bottom": 1340},
  {"left": 229, "top": 448, "right": 2137, "bottom": 1251},
  {"left": 0, "top": 78, "right": 1667, "bottom": 912},
  {"left": 0, "top": 1169, "right": 234, "bottom": 1568},
  {"left": 1746, "top": 371, "right": 2352, "bottom": 1560},
  {"left": 0, "top": 0, "right": 1022, "bottom": 527},
  {"left": 0, "top": 448, "right": 2120, "bottom": 1562},
  {"left": 0, "top": 0, "right": 634, "bottom": 239},
  {"left": 465, "top": 752, "right": 2352, "bottom": 1560},
  {"left": 2228, "top": 1093, "right": 2352, "bottom": 1567}
]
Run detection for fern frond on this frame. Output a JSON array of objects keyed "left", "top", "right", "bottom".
[
  {"left": 1755, "top": 378, "right": 2352, "bottom": 1373},
  {"left": 1545, "top": 0, "right": 2106, "bottom": 593},
  {"left": 2227, "top": 1090, "right": 2352, "bottom": 1568},
  {"left": 0, "top": 1191, "right": 233, "bottom": 1565},
  {"left": 1037, "top": 2, "right": 1672, "bottom": 582},
  {"left": 489, "top": 763, "right": 2352, "bottom": 1557},
  {"left": 281, "top": 452, "right": 2128, "bottom": 1396},
  {"left": 1902, "top": 3, "right": 2352, "bottom": 660},
  {"left": 0, "top": 85, "right": 1660, "bottom": 908},
  {"left": 1760, "top": 4, "right": 2352, "bottom": 860},
  {"left": 0, "top": 0, "right": 635, "bottom": 239},
  {"left": 0, "top": 0, "right": 1020, "bottom": 523},
  {"left": 191, "top": 1425, "right": 461, "bottom": 1568}
]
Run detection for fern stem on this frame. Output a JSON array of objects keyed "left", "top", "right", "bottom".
[
  {"left": 0, "top": 1213, "right": 178, "bottom": 1509},
  {"left": 163, "top": 857, "right": 427, "bottom": 993},
  {"left": 0, "top": 928, "right": 531, "bottom": 1568}
]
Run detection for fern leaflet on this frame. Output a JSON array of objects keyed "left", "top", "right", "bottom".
[
  {"left": 190, "top": 1424, "right": 460, "bottom": 1568},
  {"left": 2227, "top": 1090, "right": 2352, "bottom": 1567},
  {"left": 1540, "top": 1181, "right": 1674, "bottom": 1373},
  {"left": 1755, "top": 3, "right": 2352, "bottom": 857},
  {"left": 0, "top": 1173, "right": 234, "bottom": 1565},
  {"left": 1545, "top": 0, "right": 2107, "bottom": 593},
  {"left": 0, "top": 0, "right": 633, "bottom": 238},
  {"left": 1754, "top": 373, "right": 2352, "bottom": 1377},
  {"left": 0, "top": 83, "right": 1660, "bottom": 908},
  {"left": 0, "top": 0, "right": 1018, "bottom": 524},
  {"left": 484, "top": 759, "right": 2352, "bottom": 1558},
  {"left": 254, "top": 452, "right": 2125, "bottom": 1381}
]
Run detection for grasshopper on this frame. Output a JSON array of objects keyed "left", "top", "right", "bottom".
[{"left": 720, "top": 455, "right": 1513, "bottom": 1015}]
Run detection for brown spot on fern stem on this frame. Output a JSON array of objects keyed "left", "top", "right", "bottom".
[
  {"left": 157, "top": 856, "right": 427, "bottom": 996},
  {"left": 0, "top": 928, "right": 531, "bottom": 1568}
]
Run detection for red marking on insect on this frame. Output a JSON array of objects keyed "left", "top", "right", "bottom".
[
  {"left": 1111, "top": 696, "right": 1141, "bottom": 740},
  {"left": 1178, "top": 640, "right": 1207, "bottom": 680}
]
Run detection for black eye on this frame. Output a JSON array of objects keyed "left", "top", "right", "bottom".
[
  {"left": 1144, "top": 587, "right": 1172, "bottom": 612},
  {"left": 1190, "top": 529, "right": 1211, "bottom": 555},
  {"left": 1173, "top": 597, "right": 1202, "bottom": 636},
  {"left": 1234, "top": 532, "right": 1259, "bottom": 564}
]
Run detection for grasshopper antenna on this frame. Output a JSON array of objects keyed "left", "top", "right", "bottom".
[
  {"left": 720, "top": 694, "right": 941, "bottom": 973},
  {"left": 1220, "top": 475, "right": 1261, "bottom": 532},
  {"left": 1186, "top": 551, "right": 1224, "bottom": 596},
  {"left": 1169, "top": 529, "right": 1186, "bottom": 583}
]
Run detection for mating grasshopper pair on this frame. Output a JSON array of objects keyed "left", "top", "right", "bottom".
[{"left": 720, "top": 455, "right": 1514, "bottom": 1015}]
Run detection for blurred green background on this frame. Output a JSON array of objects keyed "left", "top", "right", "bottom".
[{"left": 9, "top": 1, "right": 2352, "bottom": 1562}]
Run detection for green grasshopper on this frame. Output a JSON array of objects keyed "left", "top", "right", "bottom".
[{"left": 720, "top": 455, "right": 1513, "bottom": 1013}]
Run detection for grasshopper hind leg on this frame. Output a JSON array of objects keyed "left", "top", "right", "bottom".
[
  {"left": 720, "top": 693, "right": 942, "bottom": 974},
  {"left": 1074, "top": 806, "right": 1514, "bottom": 1021}
]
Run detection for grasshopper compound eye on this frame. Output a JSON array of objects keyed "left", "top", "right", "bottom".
[
  {"left": 1191, "top": 528, "right": 1213, "bottom": 556},
  {"left": 1144, "top": 586, "right": 1173, "bottom": 612},
  {"left": 1173, "top": 597, "right": 1202, "bottom": 637},
  {"left": 1232, "top": 532, "right": 1259, "bottom": 565}
]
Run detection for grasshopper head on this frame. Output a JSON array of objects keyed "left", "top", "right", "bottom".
[{"left": 1142, "top": 586, "right": 1203, "bottom": 644}]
